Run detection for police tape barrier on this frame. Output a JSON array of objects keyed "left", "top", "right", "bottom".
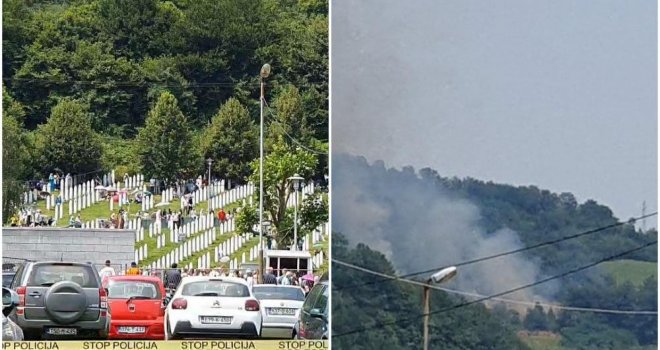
[{"left": 1, "top": 340, "right": 328, "bottom": 350}]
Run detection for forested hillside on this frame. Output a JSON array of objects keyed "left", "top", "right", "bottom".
[
  {"left": 3, "top": 0, "right": 328, "bottom": 221},
  {"left": 332, "top": 154, "right": 657, "bottom": 349}
]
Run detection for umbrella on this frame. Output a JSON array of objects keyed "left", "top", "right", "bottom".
[
  {"left": 95, "top": 185, "right": 106, "bottom": 190},
  {"left": 219, "top": 256, "right": 231, "bottom": 263},
  {"left": 131, "top": 189, "right": 141, "bottom": 194},
  {"left": 143, "top": 191, "right": 152, "bottom": 196},
  {"left": 105, "top": 187, "right": 117, "bottom": 192},
  {"left": 155, "top": 202, "right": 170, "bottom": 207},
  {"left": 302, "top": 273, "right": 315, "bottom": 282},
  {"left": 39, "top": 191, "right": 51, "bottom": 197}
]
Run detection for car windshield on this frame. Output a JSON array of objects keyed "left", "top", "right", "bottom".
[
  {"left": 107, "top": 281, "right": 161, "bottom": 299},
  {"left": 27, "top": 264, "right": 98, "bottom": 288},
  {"left": 3, "top": 274, "right": 15, "bottom": 288},
  {"left": 253, "top": 287, "right": 304, "bottom": 301},
  {"left": 181, "top": 280, "right": 249, "bottom": 297}
]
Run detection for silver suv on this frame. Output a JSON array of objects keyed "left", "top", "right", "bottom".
[{"left": 9, "top": 262, "right": 110, "bottom": 340}]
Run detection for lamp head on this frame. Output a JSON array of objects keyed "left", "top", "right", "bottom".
[
  {"left": 260, "top": 64, "right": 271, "bottom": 78},
  {"left": 430, "top": 266, "right": 457, "bottom": 284}
]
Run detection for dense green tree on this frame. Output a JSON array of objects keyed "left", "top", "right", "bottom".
[
  {"left": 136, "top": 91, "right": 194, "bottom": 181},
  {"left": 244, "top": 139, "right": 317, "bottom": 247},
  {"left": 200, "top": 98, "right": 258, "bottom": 184},
  {"left": 2, "top": 89, "right": 31, "bottom": 222},
  {"left": 35, "top": 98, "right": 103, "bottom": 176}
]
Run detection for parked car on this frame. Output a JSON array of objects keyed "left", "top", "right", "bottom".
[
  {"left": 104, "top": 276, "right": 166, "bottom": 339},
  {"left": 252, "top": 285, "right": 305, "bottom": 338},
  {"left": 8, "top": 261, "right": 110, "bottom": 340},
  {"left": 165, "top": 276, "right": 262, "bottom": 339},
  {"left": 293, "top": 276, "right": 328, "bottom": 339},
  {"left": 3, "top": 287, "right": 23, "bottom": 340}
]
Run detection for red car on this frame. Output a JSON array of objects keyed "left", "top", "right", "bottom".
[{"left": 103, "top": 276, "right": 166, "bottom": 339}]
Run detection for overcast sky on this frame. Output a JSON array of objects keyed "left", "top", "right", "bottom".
[{"left": 332, "top": 0, "right": 657, "bottom": 225}]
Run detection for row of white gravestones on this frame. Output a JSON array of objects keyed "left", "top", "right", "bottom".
[
  {"left": 159, "top": 188, "right": 176, "bottom": 204},
  {"left": 228, "top": 258, "right": 240, "bottom": 271},
  {"left": 208, "top": 181, "right": 226, "bottom": 197},
  {"left": 122, "top": 174, "right": 144, "bottom": 191},
  {"left": 196, "top": 252, "right": 214, "bottom": 269},
  {"left": 140, "top": 219, "right": 247, "bottom": 269},
  {"left": 102, "top": 170, "right": 116, "bottom": 187},
  {"left": 169, "top": 214, "right": 212, "bottom": 243},
  {"left": 207, "top": 183, "right": 255, "bottom": 211},
  {"left": 175, "top": 182, "right": 253, "bottom": 212},
  {"left": 53, "top": 204, "right": 64, "bottom": 220},
  {"left": 313, "top": 251, "right": 324, "bottom": 268},
  {"left": 135, "top": 244, "right": 148, "bottom": 263},
  {"left": 285, "top": 183, "right": 316, "bottom": 208},
  {"left": 126, "top": 218, "right": 142, "bottom": 230},
  {"left": 147, "top": 220, "right": 163, "bottom": 238},
  {"left": 170, "top": 214, "right": 235, "bottom": 244},
  {"left": 23, "top": 190, "right": 38, "bottom": 204},
  {"left": 140, "top": 194, "right": 155, "bottom": 212},
  {"left": 156, "top": 233, "right": 167, "bottom": 249},
  {"left": 69, "top": 191, "right": 100, "bottom": 215}
]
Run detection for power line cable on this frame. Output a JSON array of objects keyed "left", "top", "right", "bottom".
[
  {"left": 333, "top": 259, "right": 658, "bottom": 316},
  {"left": 335, "top": 212, "right": 657, "bottom": 292},
  {"left": 332, "top": 240, "right": 657, "bottom": 337}
]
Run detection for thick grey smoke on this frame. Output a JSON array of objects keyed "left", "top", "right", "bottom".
[{"left": 333, "top": 154, "right": 552, "bottom": 302}]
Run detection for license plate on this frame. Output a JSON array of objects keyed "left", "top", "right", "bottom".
[
  {"left": 200, "top": 316, "right": 232, "bottom": 324},
  {"left": 268, "top": 308, "right": 297, "bottom": 316},
  {"left": 118, "top": 326, "right": 146, "bottom": 334},
  {"left": 46, "top": 328, "right": 77, "bottom": 335}
]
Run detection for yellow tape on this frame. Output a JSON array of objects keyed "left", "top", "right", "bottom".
[{"left": 2, "top": 340, "right": 328, "bottom": 350}]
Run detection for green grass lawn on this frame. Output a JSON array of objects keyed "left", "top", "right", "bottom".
[
  {"left": 29, "top": 190, "right": 183, "bottom": 227},
  {"left": 518, "top": 331, "right": 563, "bottom": 350},
  {"left": 601, "top": 259, "right": 657, "bottom": 286}
]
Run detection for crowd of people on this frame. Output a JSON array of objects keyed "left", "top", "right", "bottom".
[{"left": 9, "top": 208, "right": 54, "bottom": 227}]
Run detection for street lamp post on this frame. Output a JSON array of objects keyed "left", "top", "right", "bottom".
[
  {"left": 258, "top": 63, "right": 271, "bottom": 284},
  {"left": 287, "top": 174, "right": 304, "bottom": 251},
  {"left": 206, "top": 158, "right": 213, "bottom": 212},
  {"left": 423, "top": 266, "right": 457, "bottom": 350}
]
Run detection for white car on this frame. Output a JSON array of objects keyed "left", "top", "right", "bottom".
[
  {"left": 252, "top": 285, "right": 305, "bottom": 338},
  {"left": 164, "top": 276, "right": 262, "bottom": 339}
]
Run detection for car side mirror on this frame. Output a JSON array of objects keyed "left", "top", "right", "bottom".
[
  {"left": 2, "top": 287, "right": 19, "bottom": 316},
  {"left": 309, "top": 308, "right": 326, "bottom": 322}
]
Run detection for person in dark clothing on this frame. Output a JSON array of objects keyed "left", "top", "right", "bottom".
[
  {"left": 263, "top": 266, "right": 277, "bottom": 285},
  {"left": 165, "top": 263, "right": 182, "bottom": 291}
]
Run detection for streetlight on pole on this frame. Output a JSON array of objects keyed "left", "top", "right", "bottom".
[
  {"left": 258, "top": 63, "right": 271, "bottom": 284},
  {"left": 206, "top": 158, "right": 213, "bottom": 212},
  {"left": 423, "top": 266, "right": 457, "bottom": 350},
  {"left": 287, "top": 174, "right": 304, "bottom": 251}
]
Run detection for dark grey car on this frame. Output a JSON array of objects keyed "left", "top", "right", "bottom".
[
  {"left": 9, "top": 262, "right": 110, "bottom": 340},
  {"left": 293, "top": 277, "right": 328, "bottom": 339}
]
